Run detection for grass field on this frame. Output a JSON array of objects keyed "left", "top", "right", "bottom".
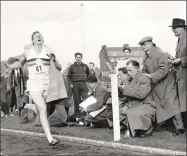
[{"left": 1, "top": 111, "right": 186, "bottom": 152}]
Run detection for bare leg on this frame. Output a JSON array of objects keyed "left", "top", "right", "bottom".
[{"left": 29, "top": 91, "right": 54, "bottom": 143}]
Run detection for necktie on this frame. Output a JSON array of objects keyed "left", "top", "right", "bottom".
[
  {"left": 15, "top": 69, "right": 19, "bottom": 85},
  {"left": 178, "top": 37, "right": 180, "bottom": 43},
  {"left": 15, "top": 69, "right": 17, "bottom": 78}
]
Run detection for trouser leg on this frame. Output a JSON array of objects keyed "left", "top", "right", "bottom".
[
  {"left": 20, "top": 95, "right": 29, "bottom": 122},
  {"left": 65, "top": 107, "right": 69, "bottom": 115},
  {"left": 72, "top": 83, "right": 81, "bottom": 118},
  {"left": 15, "top": 86, "right": 26, "bottom": 121},
  {"left": 34, "top": 112, "right": 41, "bottom": 126},
  {"left": 47, "top": 102, "right": 56, "bottom": 117},
  {"left": 11, "top": 87, "right": 16, "bottom": 110},
  {"left": 79, "top": 82, "right": 89, "bottom": 118},
  {"left": 7, "top": 90, "right": 13, "bottom": 114},
  {"left": 80, "top": 82, "right": 89, "bottom": 100},
  {"left": 20, "top": 109, "right": 29, "bottom": 122},
  {"left": 68, "top": 97, "right": 74, "bottom": 117},
  {"left": 55, "top": 103, "right": 68, "bottom": 123},
  {"left": 173, "top": 113, "right": 184, "bottom": 130},
  {"left": 3, "top": 92, "right": 10, "bottom": 115}
]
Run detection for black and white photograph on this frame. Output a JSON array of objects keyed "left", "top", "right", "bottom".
[{"left": 1, "top": 1, "right": 186, "bottom": 155}]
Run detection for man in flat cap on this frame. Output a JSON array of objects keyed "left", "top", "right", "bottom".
[
  {"left": 138, "top": 36, "right": 153, "bottom": 46},
  {"left": 169, "top": 18, "right": 186, "bottom": 129},
  {"left": 139, "top": 36, "right": 185, "bottom": 136}
]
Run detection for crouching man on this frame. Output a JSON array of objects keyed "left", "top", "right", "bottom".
[
  {"left": 83, "top": 77, "right": 110, "bottom": 128},
  {"left": 120, "top": 60, "right": 156, "bottom": 138}
]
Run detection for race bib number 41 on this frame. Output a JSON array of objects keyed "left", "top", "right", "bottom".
[
  {"left": 36, "top": 65, "right": 43, "bottom": 72},
  {"left": 35, "top": 59, "right": 43, "bottom": 73}
]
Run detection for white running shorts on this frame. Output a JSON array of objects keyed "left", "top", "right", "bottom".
[{"left": 25, "top": 78, "right": 50, "bottom": 97}]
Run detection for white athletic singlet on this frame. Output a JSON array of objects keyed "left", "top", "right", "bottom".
[
  {"left": 24, "top": 45, "right": 52, "bottom": 93},
  {"left": 24, "top": 46, "right": 51, "bottom": 80}
]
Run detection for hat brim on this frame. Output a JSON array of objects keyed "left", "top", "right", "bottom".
[
  {"left": 138, "top": 40, "right": 152, "bottom": 45},
  {"left": 169, "top": 25, "right": 187, "bottom": 27}
]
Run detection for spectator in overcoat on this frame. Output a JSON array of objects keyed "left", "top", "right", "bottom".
[{"left": 140, "top": 36, "right": 185, "bottom": 136}]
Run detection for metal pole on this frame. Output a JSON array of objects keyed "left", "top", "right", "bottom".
[{"left": 81, "top": 3, "right": 85, "bottom": 53}]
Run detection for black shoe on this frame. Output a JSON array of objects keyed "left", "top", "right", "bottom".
[
  {"left": 120, "top": 125, "right": 127, "bottom": 132},
  {"left": 139, "top": 128, "right": 153, "bottom": 138},
  {"left": 154, "top": 124, "right": 165, "bottom": 132},
  {"left": 68, "top": 122, "right": 83, "bottom": 127},
  {"left": 172, "top": 129, "right": 186, "bottom": 136},
  {"left": 33, "top": 124, "right": 42, "bottom": 127},
  {"left": 84, "top": 123, "right": 97, "bottom": 129},
  {"left": 20, "top": 118, "right": 29, "bottom": 124},
  {"left": 49, "top": 139, "right": 60, "bottom": 146},
  {"left": 139, "top": 132, "right": 153, "bottom": 138},
  {"left": 51, "top": 122, "right": 68, "bottom": 127},
  {"left": 66, "top": 117, "right": 76, "bottom": 122}
]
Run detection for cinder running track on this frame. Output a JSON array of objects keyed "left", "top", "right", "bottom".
[{"left": 1, "top": 132, "right": 149, "bottom": 156}]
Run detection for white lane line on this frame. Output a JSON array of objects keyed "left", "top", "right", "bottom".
[
  {"left": 54, "top": 148, "right": 98, "bottom": 155},
  {"left": 0, "top": 153, "right": 8, "bottom": 156},
  {"left": 1, "top": 128, "right": 186, "bottom": 156}
]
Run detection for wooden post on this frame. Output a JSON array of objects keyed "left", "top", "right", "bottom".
[{"left": 110, "top": 74, "right": 120, "bottom": 141}]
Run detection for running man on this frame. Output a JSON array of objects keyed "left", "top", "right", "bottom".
[{"left": 6, "top": 31, "right": 61, "bottom": 146}]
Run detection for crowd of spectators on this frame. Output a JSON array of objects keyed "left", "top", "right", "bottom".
[{"left": 1, "top": 18, "right": 186, "bottom": 139}]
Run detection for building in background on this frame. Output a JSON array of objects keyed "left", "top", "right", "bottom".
[{"left": 99, "top": 44, "right": 144, "bottom": 77}]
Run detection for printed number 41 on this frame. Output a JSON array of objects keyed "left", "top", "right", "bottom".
[{"left": 36, "top": 65, "right": 42, "bottom": 72}]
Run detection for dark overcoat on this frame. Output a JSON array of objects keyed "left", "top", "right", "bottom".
[
  {"left": 174, "top": 30, "right": 186, "bottom": 112},
  {"left": 142, "top": 47, "right": 181, "bottom": 123},
  {"left": 122, "top": 72, "right": 156, "bottom": 137}
]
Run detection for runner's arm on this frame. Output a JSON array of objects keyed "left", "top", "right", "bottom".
[
  {"left": 46, "top": 47, "right": 62, "bottom": 71},
  {"left": 6, "top": 56, "right": 27, "bottom": 69},
  {"left": 53, "top": 59, "right": 62, "bottom": 71}
]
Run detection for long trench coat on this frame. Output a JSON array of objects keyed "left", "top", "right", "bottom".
[
  {"left": 174, "top": 30, "right": 186, "bottom": 112},
  {"left": 142, "top": 47, "right": 181, "bottom": 123},
  {"left": 121, "top": 72, "right": 156, "bottom": 137},
  {"left": 46, "top": 60, "right": 68, "bottom": 103}
]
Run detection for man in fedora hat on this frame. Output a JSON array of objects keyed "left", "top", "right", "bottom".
[
  {"left": 169, "top": 18, "right": 187, "bottom": 131},
  {"left": 139, "top": 36, "right": 185, "bottom": 136}
]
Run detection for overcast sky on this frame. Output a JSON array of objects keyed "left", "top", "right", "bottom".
[{"left": 1, "top": 1, "right": 186, "bottom": 69}]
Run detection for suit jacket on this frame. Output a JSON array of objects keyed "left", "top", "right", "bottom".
[
  {"left": 175, "top": 29, "right": 187, "bottom": 112},
  {"left": 87, "top": 83, "right": 108, "bottom": 113},
  {"left": 7, "top": 68, "right": 26, "bottom": 96}
]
